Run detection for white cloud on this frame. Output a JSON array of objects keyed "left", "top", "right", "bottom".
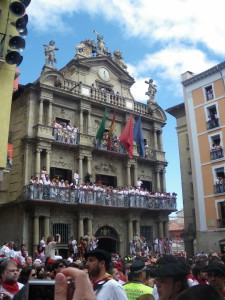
[
  {"left": 27, "top": 0, "right": 223, "bottom": 104},
  {"left": 129, "top": 45, "right": 218, "bottom": 102},
  {"left": 28, "top": 0, "right": 225, "bottom": 55}
]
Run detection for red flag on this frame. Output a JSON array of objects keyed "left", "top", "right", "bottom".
[
  {"left": 108, "top": 111, "right": 116, "bottom": 148},
  {"left": 119, "top": 114, "right": 133, "bottom": 158}
]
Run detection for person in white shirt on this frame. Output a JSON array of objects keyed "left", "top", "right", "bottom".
[
  {"left": 40, "top": 237, "right": 46, "bottom": 250},
  {"left": 137, "top": 177, "right": 143, "bottom": 188},
  {"left": 0, "top": 259, "right": 24, "bottom": 298},
  {"left": 85, "top": 249, "right": 128, "bottom": 300},
  {"left": 74, "top": 170, "right": 79, "bottom": 185}
]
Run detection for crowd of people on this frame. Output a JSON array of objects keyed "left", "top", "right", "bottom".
[
  {"left": 53, "top": 121, "right": 79, "bottom": 144},
  {"left": 28, "top": 173, "right": 177, "bottom": 210},
  {"left": 52, "top": 119, "right": 156, "bottom": 161},
  {"left": 28, "top": 167, "right": 177, "bottom": 204},
  {"left": 0, "top": 237, "right": 225, "bottom": 300}
]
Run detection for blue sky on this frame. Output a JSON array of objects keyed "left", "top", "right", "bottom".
[{"left": 18, "top": 0, "right": 225, "bottom": 212}]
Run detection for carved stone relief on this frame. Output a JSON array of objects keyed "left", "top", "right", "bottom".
[
  {"left": 52, "top": 106, "right": 75, "bottom": 124},
  {"left": 94, "top": 162, "right": 117, "bottom": 174},
  {"left": 92, "top": 219, "right": 122, "bottom": 239}
]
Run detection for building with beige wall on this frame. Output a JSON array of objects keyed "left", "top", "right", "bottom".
[
  {"left": 1, "top": 36, "right": 176, "bottom": 256},
  {"left": 172, "top": 63, "right": 225, "bottom": 254}
]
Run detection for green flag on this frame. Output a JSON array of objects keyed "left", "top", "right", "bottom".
[{"left": 96, "top": 107, "right": 108, "bottom": 139}]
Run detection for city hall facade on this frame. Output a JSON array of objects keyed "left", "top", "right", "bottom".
[{"left": 1, "top": 35, "right": 176, "bottom": 256}]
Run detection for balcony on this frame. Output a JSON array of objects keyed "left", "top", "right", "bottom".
[
  {"left": 33, "top": 124, "right": 55, "bottom": 140},
  {"left": 23, "top": 185, "right": 177, "bottom": 211},
  {"left": 210, "top": 148, "right": 224, "bottom": 160},
  {"left": 93, "top": 137, "right": 157, "bottom": 160},
  {"left": 217, "top": 218, "right": 225, "bottom": 228},
  {"left": 206, "top": 118, "right": 220, "bottom": 130},
  {"left": 54, "top": 79, "right": 149, "bottom": 116},
  {"left": 214, "top": 184, "right": 225, "bottom": 194}
]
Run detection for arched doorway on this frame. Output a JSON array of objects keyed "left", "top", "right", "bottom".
[{"left": 95, "top": 226, "right": 119, "bottom": 253}]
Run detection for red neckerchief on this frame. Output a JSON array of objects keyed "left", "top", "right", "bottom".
[
  {"left": 91, "top": 273, "right": 112, "bottom": 288},
  {"left": 1, "top": 281, "right": 19, "bottom": 295},
  {"left": 119, "top": 276, "right": 126, "bottom": 282},
  {"left": 196, "top": 279, "right": 208, "bottom": 284},
  {"left": 222, "top": 290, "right": 225, "bottom": 296}
]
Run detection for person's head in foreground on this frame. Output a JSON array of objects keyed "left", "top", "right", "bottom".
[
  {"left": 176, "top": 284, "right": 224, "bottom": 300},
  {"left": 84, "top": 249, "right": 111, "bottom": 279},
  {"left": 150, "top": 262, "right": 189, "bottom": 300},
  {"left": 203, "top": 261, "right": 225, "bottom": 296}
]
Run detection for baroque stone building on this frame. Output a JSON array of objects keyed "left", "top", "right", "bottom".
[{"left": 1, "top": 35, "right": 176, "bottom": 256}]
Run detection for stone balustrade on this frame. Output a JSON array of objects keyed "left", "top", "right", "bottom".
[{"left": 23, "top": 185, "right": 177, "bottom": 211}]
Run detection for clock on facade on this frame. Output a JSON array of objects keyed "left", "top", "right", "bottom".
[{"left": 98, "top": 67, "right": 110, "bottom": 81}]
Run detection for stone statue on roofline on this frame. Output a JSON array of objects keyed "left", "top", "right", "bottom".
[
  {"left": 93, "top": 29, "right": 105, "bottom": 55},
  {"left": 112, "top": 50, "right": 128, "bottom": 71},
  {"left": 75, "top": 39, "right": 97, "bottom": 58},
  {"left": 43, "top": 40, "right": 59, "bottom": 67},
  {"left": 145, "top": 78, "right": 157, "bottom": 102}
]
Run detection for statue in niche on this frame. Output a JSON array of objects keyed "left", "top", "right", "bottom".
[{"left": 43, "top": 40, "right": 59, "bottom": 67}]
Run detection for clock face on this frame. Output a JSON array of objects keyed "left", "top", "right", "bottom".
[{"left": 98, "top": 67, "right": 110, "bottom": 81}]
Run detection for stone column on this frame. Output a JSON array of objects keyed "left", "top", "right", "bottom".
[
  {"left": 23, "top": 144, "right": 30, "bottom": 185},
  {"left": 87, "top": 157, "right": 92, "bottom": 175},
  {"left": 48, "top": 101, "right": 53, "bottom": 126},
  {"left": 78, "top": 217, "right": 84, "bottom": 238},
  {"left": 35, "top": 149, "right": 41, "bottom": 178},
  {"left": 133, "top": 165, "right": 138, "bottom": 187},
  {"left": 39, "top": 99, "right": 43, "bottom": 124},
  {"left": 135, "top": 220, "right": 140, "bottom": 236},
  {"left": 163, "top": 221, "right": 169, "bottom": 238},
  {"left": 87, "top": 218, "right": 93, "bottom": 237},
  {"left": 158, "top": 221, "right": 164, "bottom": 238},
  {"left": 44, "top": 216, "right": 50, "bottom": 238},
  {"left": 33, "top": 216, "right": 39, "bottom": 252},
  {"left": 154, "top": 129, "right": 158, "bottom": 150},
  {"left": 87, "top": 110, "right": 91, "bottom": 134},
  {"left": 162, "top": 169, "right": 166, "bottom": 192},
  {"left": 156, "top": 170, "right": 160, "bottom": 191},
  {"left": 128, "top": 220, "right": 133, "bottom": 242},
  {"left": 79, "top": 156, "right": 83, "bottom": 184},
  {"left": 79, "top": 109, "right": 83, "bottom": 134},
  {"left": 46, "top": 150, "right": 51, "bottom": 176},
  {"left": 126, "top": 164, "right": 131, "bottom": 187},
  {"left": 158, "top": 129, "right": 163, "bottom": 151}
]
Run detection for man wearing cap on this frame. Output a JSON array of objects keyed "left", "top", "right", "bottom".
[
  {"left": 123, "top": 260, "right": 154, "bottom": 300},
  {"left": 204, "top": 261, "right": 225, "bottom": 297},
  {"left": 85, "top": 249, "right": 128, "bottom": 300},
  {"left": 151, "top": 262, "right": 189, "bottom": 300}
]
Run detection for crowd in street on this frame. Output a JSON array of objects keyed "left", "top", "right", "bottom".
[{"left": 0, "top": 236, "right": 225, "bottom": 300}]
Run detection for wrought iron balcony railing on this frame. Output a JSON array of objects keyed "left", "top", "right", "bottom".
[
  {"left": 214, "top": 184, "right": 225, "bottom": 194},
  {"left": 206, "top": 118, "right": 220, "bottom": 130},
  {"left": 23, "top": 185, "right": 177, "bottom": 211},
  {"left": 210, "top": 148, "right": 224, "bottom": 160},
  {"left": 93, "top": 138, "right": 156, "bottom": 160}
]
